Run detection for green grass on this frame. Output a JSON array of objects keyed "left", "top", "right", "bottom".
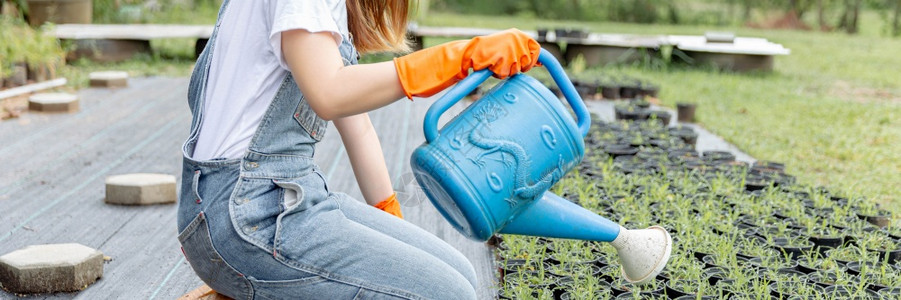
[{"left": 419, "top": 12, "right": 901, "bottom": 212}]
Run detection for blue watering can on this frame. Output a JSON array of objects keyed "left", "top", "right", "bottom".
[{"left": 411, "top": 49, "right": 672, "bottom": 283}]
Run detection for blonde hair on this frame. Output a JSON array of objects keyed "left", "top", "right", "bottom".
[{"left": 346, "top": 0, "right": 411, "bottom": 54}]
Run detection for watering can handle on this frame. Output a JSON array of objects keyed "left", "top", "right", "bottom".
[{"left": 423, "top": 49, "right": 591, "bottom": 143}]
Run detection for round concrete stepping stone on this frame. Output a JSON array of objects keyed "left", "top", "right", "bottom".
[
  {"left": 28, "top": 93, "right": 79, "bottom": 113},
  {"left": 105, "top": 173, "right": 177, "bottom": 205},
  {"left": 0, "top": 243, "right": 103, "bottom": 294},
  {"left": 89, "top": 71, "right": 129, "bottom": 88}
]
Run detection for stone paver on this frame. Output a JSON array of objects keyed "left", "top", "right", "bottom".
[
  {"left": 28, "top": 93, "right": 79, "bottom": 113},
  {"left": 0, "top": 243, "right": 104, "bottom": 294},
  {"left": 89, "top": 71, "right": 129, "bottom": 88},
  {"left": 105, "top": 173, "right": 177, "bottom": 205}
]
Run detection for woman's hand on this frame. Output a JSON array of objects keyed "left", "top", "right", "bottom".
[{"left": 393, "top": 29, "right": 540, "bottom": 99}]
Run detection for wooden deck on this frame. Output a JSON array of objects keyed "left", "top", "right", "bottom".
[{"left": 0, "top": 77, "right": 495, "bottom": 299}]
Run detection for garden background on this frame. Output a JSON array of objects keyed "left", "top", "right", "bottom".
[{"left": 7, "top": 0, "right": 894, "bottom": 209}]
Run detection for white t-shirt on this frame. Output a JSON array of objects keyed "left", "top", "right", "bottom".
[{"left": 192, "top": 0, "right": 348, "bottom": 160}]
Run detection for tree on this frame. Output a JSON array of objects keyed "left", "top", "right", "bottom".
[
  {"left": 893, "top": 0, "right": 901, "bottom": 36},
  {"left": 837, "top": 0, "right": 862, "bottom": 34}
]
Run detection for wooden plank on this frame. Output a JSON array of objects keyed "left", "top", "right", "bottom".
[{"left": 0, "top": 78, "right": 67, "bottom": 100}]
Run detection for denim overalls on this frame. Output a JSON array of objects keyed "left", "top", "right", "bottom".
[{"left": 176, "top": 1, "right": 477, "bottom": 299}]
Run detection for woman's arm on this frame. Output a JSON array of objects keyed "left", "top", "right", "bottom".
[
  {"left": 333, "top": 113, "right": 394, "bottom": 206},
  {"left": 281, "top": 28, "right": 540, "bottom": 121},
  {"left": 282, "top": 30, "right": 406, "bottom": 120}
]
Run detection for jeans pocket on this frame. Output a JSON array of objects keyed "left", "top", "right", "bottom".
[
  {"left": 292, "top": 93, "right": 328, "bottom": 141},
  {"left": 178, "top": 212, "right": 253, "bottom": 300},
  {"left": 273, "top": 180, "right": 305, "bottom": 212},
  {"left": 249, "top": 277, "right": 360, "bottom": 300}
]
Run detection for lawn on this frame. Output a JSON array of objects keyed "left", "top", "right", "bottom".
[{"left": 55, "top": 10, "right": 900, "bottom": 213}]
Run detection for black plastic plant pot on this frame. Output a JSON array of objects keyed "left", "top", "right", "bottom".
[
  {"left": 768, "top": 281, "right": 825, "bottom": 299},
  {"left": 560, "top": 289, "right": 615, "bottom": 300},
  {"left": 614, "top": 292, "right": 669, "bottom": 300},
  {"left": 638, "top": 84, "right": 659, "bottom": 98},
  {"left": 665, "top": 279, "right": 718, "bottom": 299},
  {"left": 744, "top": 176, "right": 771, "bottom": 192},
  {"left": 807, "top": 271, "right": 857, "bottom": 288},
  {"left": 796, "top": 258, "right": 847, "bottom": 275},
  {"left": 747, "top": 257, "right": 800, "bottom": 272},
  {"left": 619, "top": 84, "right": 639, "bottom": 99},
  {"left": 610, "top": 278, "right": 664, "bottom": 296},
  {"left": 857, "top": 211, "right": 892, "bottom": 228},
  {"left": 879, "top": 287, "right": 901, "bottom": 298},
  {"left": 550, "top": 276, "right": 574, "bottom": 299},
  {"left": 859, "top": 273, "right": 897, "bottom": 292},
  {"left": 574, "top": 84, "right": 595, "bottom": 99},
  {"left": 647, "top": 110, "right": 671, "bottom": 126},
  {"left": 603, "top": 144, "right": 640, "bottom": 158},
  {"left": 676, "top": 103, "right": 696, "bottom": 123},
  {"left": 701, "top": 150, "right": 735, "bottom": 163},
  {"left": 702, "top": 267, "right": 726, "bottom": 286},
  {"left": 601, "top": 85, "right": 621, "bottom": 99},
  {"left": 554, "top": 28, "right": 567, "bottom": 40},
  {"left": 673, "top": 295, "right": 717, "bottom": 300},
  {"left": 752, "top": 160, "right": 786, "bottom": 172},
  {"left": 823, "top": 285, "right": 879, "bottom": 298},
  {"left": 844, "top": 261, "right": 886, "bottom": 276},
  {"left": 631, "top": 99, "right": 651, "bottom": 108},
  {"left": 772, "top": 237, "right": 815, "bottom": 259},
  {"left": 875, "top": 248, "right": 901, "bottom": 264},
  {"left": 757, "top": 268, "right": 808, "bottom": 284},
  {"left": 536, "top": 28, "right": 548, "bottom": 41},
  {"left": 809, "top": 237, "right": 845, "bottom": 256}
]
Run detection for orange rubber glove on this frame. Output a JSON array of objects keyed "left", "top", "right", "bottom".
[
  {"left": 374, "top": 192, "right": 403, "bottom": 219},
  {"left": 394, "top": 28, "right": 540, "bottom": 99}
]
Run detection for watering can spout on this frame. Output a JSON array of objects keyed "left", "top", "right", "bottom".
[
  {"left": 500, "top": 192, "right": 673, "bottom": 284},
  {"left": 498, "top": 192, "right": 621, "bottom": 241}
]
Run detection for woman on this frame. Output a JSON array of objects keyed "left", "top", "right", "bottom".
[{"left": 176, "top": 0, "right": 539, "bottom": 298}]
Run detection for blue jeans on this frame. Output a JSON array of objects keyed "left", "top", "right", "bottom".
[{"left": 176, "top": 0, "right": 478, "bottom": 298}]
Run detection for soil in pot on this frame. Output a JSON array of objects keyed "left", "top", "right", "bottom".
[{"left": 665, "top": 279, "right": 721, "bottom": 299}]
